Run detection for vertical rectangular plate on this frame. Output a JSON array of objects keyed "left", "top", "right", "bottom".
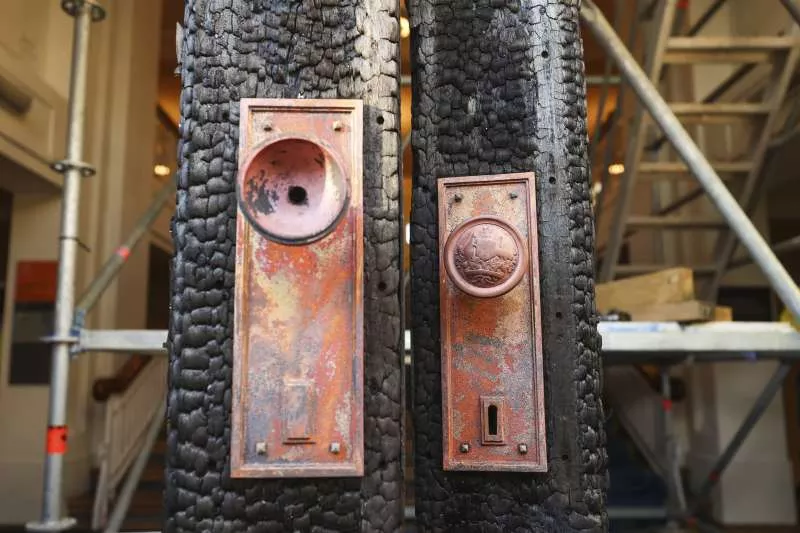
[
  {"left": 232, "top": 99, "right": 364, "bottom": 477},
  {"left": 439, "top": 172, "right": 547, "bottom": 472}
]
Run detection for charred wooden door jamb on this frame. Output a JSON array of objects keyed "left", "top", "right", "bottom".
[
  {"left": 410, "top": 0, "right": 607, "bottom": 531},
  {"left": 167, "top": 2, "right": 403, "bottom": 532}
]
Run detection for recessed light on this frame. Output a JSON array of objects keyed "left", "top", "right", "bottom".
[
  {"left": 608, "top": 163, "right": 625, "bottom": 175},
  {"left": 154, "top": 164, "right": 171, "bottom": 177},
  {"left": 400, "top": 17, "right": 410, "bottom": 39}
]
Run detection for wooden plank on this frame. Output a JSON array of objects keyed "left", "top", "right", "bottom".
[
  {"left": 713, "top": 306, "right": 733, "bottom": 321},
  {"left": 596, "top": 267, "right": 695, "bottom": 313},
  {"left": 626, "top": 300, "right": 715, "bottom": 323},
  {"left": 614, "top": 264, "right": 717, "bottom": 276},
  {"left": 639, "top": 161, "right": 752, "bottom": 174},
  {"left": 667, "top": 36, "right": 799, "bottom": 52}
]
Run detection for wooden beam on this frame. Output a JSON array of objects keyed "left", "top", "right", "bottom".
[{"left": 596, "top": 267, "right": 695, "bottom": 313}]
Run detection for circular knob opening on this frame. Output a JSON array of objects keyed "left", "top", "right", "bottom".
[
  {"left": 237, "top": 137, "right": 348, "bottom": 244},
  {"left": 443, "top": 216, "right": 527, "bottom": 298}
]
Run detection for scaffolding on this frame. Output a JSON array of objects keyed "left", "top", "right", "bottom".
[{"left": 22, "top": 0, "right": 800, "bottom": 531}]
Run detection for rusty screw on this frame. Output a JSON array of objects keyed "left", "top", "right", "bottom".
[
  {"left": 255, "top": 442, "right": 267, "bottom": 455},
  {"left": 518, "top": 443, "right": 528, "bottom": 454},
  {"left": 459, "top": 442, "right": 470, "bottom": 453},
  {"left": 329, "top": 442, "right": 341, "bottom": 454},
  {"left": 454, "top": 193, "right": 463, "bottom": 203},
  {"left": 332, "top": 121, "right": 344, "bottom": 131}
]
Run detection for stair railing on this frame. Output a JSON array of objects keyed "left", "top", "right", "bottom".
[{"left": 91, "top": 356, "right": 167, "bottom": 530}]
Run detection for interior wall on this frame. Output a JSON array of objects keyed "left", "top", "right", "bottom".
[{"left": 0, "top": 0, "right": 164, "bottom": 523}]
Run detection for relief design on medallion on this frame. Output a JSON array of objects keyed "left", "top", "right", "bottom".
[
  {"left": 444, "top": 215, "right": 528, "bottom": 298},
  {"left": 452, "top": 223, "right": 520, "bottom": 288}
]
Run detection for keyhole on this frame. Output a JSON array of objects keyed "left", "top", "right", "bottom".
[
  {"left": 487, "top": 404, "right": 498, "bottom": 436},
  {"left": 288, "top": 186, "right": 308, "bottom": 206}
]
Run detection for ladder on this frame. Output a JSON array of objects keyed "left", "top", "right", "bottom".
[{"left": 598, "top": 0, "right": 800, "bottom": 296}]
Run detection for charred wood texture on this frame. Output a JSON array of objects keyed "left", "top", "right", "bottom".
[
  {"left": 409, "top": 0, "right": 608, "bottom": 531},
  {"left": 166, "top": 1, "right": 403, "bottom": 531}
]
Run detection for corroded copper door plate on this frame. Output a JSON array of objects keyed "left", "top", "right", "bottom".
[
  {"left": 438, "top": 172, "right": 547, "bottom": 472},
  {"left": 232, "top": 98, "right": 364, "bottom": 478}
]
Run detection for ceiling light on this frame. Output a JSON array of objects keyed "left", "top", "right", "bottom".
[
  {"left": 608, "top": 163, "right": 625, "bottom": 175},
  {"left": 154, "top": 164, "right": 171, "bottom": 177},
  {"left": 400, "top": 17, "right": 410, "bottom": 39}
]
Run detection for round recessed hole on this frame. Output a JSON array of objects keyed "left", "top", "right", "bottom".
[
  {"left": 541, "top": 50, "right": 549, "bottom": 59},
  {"left": 549, "top": 177, "right": 556, "bottom": 184},
  {"left": 378, "top": 281, "right": 387, "bottom": 291},
  {"left": 376, "top": 115, "right": 385, "bottom": 125},
  {"left": 288, "top": 185, "right": 308, "bottom": 206},
  {"left": 237, "top": 137, "right": 348, "bottom": 244},
  {"left": 555, "top": 311, "right": 563, "bottom": 319},
  {"left": 561, "top": 454, "right": 569, "bottom": 461}
]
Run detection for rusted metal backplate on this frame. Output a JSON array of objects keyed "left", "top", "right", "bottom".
[
  {"left": 232, "top": 99, "right": 364, "bottom": 478},
  {"left": 438, "top": 172, "right": 547, "bottom": 472}
]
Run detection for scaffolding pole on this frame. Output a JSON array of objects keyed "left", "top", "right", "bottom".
[
  {"left": 73, "top": 178, "right": 174, "bottom": 331},
  {"left": 580, "top": 0, "right": 800, "bottom": 322},
  {"left": 781, "top": 0, "right": 800, "bottom": 26},
  {"left": 27, "top": 1, "right": 103, "bottom": 531}
]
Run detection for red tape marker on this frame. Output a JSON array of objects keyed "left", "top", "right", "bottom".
[
  {"left": 662, "top": 398, "right": 673, "bottom": 412},
  {"left": 116, "top": 246, "right": 131, "bottom": 261},
  {"left": 678, "top": 0, "right": 690, "bottom": 9},
  {"left": 46, "top": 426, "right": 68, "bottom": 455}
]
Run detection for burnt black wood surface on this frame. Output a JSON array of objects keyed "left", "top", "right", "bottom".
[
  {"left": 166, "top": 1, "right": 403, "bottom": 531},
  {"left": 409, "top": 0, "right": 608, "bottom": 531}
]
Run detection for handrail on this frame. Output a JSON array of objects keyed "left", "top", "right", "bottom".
[
  {"left": 92, "top": 354, "right": 151, "bottom": 402},
  {"left": 91, "top": 356, "right": 167, "bottom": 530},
  {"left": 102, "top": 398, "right": 165, "bottom": 533}
]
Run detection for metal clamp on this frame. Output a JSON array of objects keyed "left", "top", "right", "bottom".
[
  {"left": 25, "top": 517, "right": 77, "bottom": 532},
  {"left": 40, "top": 334, "right": 80, "bottom": 345},
  {"left": 50, "top": 159, "right": 96, "bottom": 178},
  {"left": 61, "top": 0, "right": 106, "bottom": 22}
]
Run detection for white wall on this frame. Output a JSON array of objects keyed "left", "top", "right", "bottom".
[{"left": 0, "top": 0, "right": 165, "bottom": 523}]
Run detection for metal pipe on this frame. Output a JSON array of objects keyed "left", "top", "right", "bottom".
[
  {"left": 581, "top": 0, "right": 800, "bottom": 322},
  {"left": 73, "top": 178, "right": 174, "bottom": 328},
  {"left": 102, "top": 400, "right": 165, "bottom": 533},
  {"left": 690, "top": 362, "right": 791, "bottom": 513},
  {"left": 781, "top": 0, "right": 800, "bottom": 26},
  {"left": 728, "top": 234, "right": 800, "bottom": 270},
  {"left": 686, "top": 0, "right": 727, "bottom": 37},
  {"left": 29, "top": 3, "right": 93, "bottom": 530}
]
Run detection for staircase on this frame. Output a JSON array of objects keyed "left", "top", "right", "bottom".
[
  {"left": 595, "top": 0, "right": 800, "bottom": 296},
  {"left": 69, "top": 432, "right": 165, "bottom": 532},
  {"left": 64, "top": 355, "right": 168, "bottom": 531}
]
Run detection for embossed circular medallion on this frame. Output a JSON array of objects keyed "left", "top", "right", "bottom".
[{"left": 444, "top": 216, "right": 527, "bottom": 298}]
